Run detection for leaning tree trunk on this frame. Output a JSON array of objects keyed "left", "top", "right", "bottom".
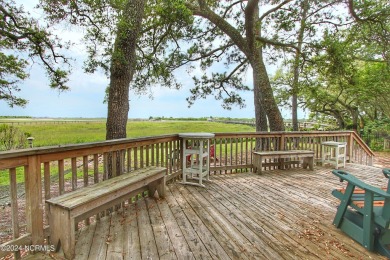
[
  {"left": 252, "top": 51, "right": 285, "bottom": 151},
  {"left": 245, "top": 2, "right": 285, "bottom": 133},
  {"left": 244, "top": 0, "right": 285, "bottom": 151},
  {"left": 252, "top": 50, "right": 285, "bottom": 132},
  {"left": 190, "top": 1, "right": 285, "bottom": 133},
  {"left": 253, "top": 67, "right": 268, "bottom": 132},
  {"left": 105, "top": 0, "right": 145, "bottom": 178}
]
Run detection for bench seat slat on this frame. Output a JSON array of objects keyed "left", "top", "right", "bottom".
[
  {"left": 47, "top": 167, "right": 165, "bottom": 210},
  {"left": 253, "top": 150, "right": 314, "bottom": 157},
  {"left": 252, "top": 150, "right": 314, "bottom": 174}
]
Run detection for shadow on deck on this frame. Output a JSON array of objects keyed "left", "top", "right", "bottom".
[{"left": 29, "top": 164, "right": 388, "bottom": 259}]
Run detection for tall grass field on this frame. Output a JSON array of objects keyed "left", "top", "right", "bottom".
[{"left": 11, "top": 120, "right": 255, "bottom": 147}]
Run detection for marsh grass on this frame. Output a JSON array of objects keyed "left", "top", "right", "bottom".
[{"left": 15, "top": 121, "right": 254, "bottom": 147}]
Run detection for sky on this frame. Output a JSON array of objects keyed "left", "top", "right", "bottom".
[
  {"left": 0, "top": 1, "right": 303, "bottom": 119},
  {"left": 0, "top": 56, "right": 261, "bottom": 119}
]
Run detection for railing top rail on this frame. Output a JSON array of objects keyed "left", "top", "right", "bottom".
[
  {"left": 0, "top": 134, "right": 180, "bottom": 160},
  {"left": 0, "top": 130, "right": 369, "bottom": 162},
  {"left": 351, "top": 131, "right": 375, "bottom": 157},
  {"left": 213, "top": 131, "right": 355, "bottom": 138}
]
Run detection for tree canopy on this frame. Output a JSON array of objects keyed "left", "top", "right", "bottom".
[
  {"left": 272, "top": 0, "right": 390, "bottom": 130},
  {"left": 0, "top": 0, "right": 70, "bottom": 107}
]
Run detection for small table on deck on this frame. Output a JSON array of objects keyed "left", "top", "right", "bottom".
[
  {"left": 179, "top": 133, "right": 215, "bottom": 187},
  {"left": 321, "top": 141, "right": 346, "bottom": 169},
  {"left": 252, "top": 150, "right": 314, "bottom": 174}
]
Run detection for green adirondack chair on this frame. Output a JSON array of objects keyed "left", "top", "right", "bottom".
[{"left": 331, "top": 168, "right": 390, "bottom": 257}]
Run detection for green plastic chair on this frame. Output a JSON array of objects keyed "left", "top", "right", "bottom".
[{"left": 331, "top": 168, "right": 390, "bottom": 257}]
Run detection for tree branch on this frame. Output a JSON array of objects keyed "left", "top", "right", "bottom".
[
  {"left": 256, "top": 36, "right": 299, "bottom": 51},
  {"left": 222, "top": 0, "right": 246, "bottom": 19},
  {"left": 223, "top": 59, "right": 249, "bottom": 83},
  {"left": 347, "top": 0, "right": 365, "bottom": 22},
  {"left": 259, "top": 0, "right": 293, "bottom": 22},
  {"left": 186, "top": 1, "right": 250, "bottom": 56}
]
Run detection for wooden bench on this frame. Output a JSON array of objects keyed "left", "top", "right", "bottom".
[
  {"left": 252, "top": 150, "right": 314, "bottom": 174},
  {"left": 46, "top": 166, "right": 166, "bottom": 259},
  {"left": 331, "top": 169, "right": 390, "bottom": 257}
]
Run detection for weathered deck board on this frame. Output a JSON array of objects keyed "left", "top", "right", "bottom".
[
  {"left": 123, "top": 203, "right": 141, "bottom": 260},
  {"left": 172, "top": 184, "right": 256, "bottom": 259},
  {"left": 74, "top": 221, "right": 96, "bottom": 260},
  {"left": 155, "top": 195, "right": 194, "bottom": 259},
  {"left": 187, "top": 183, "right": 286, "bottom": 259},
  {"left": 164, "top": 186, "right": 211, "bottom": 259},
  {"left": 106, "top": 212, "right": 125, "bottom": 260},
  {"left": 87, "top": 214, "right": 110, "bottom": 259},
  {"left": 137, "top": 198, "right": 159, "bottom": 260},
  {"left": 199, "top": 178, "right": 313, "bottom": 259},
  {"left": 213, "top": 174, "right": 325, "bottom": 259},
  {"left": 30, "top": 164, "right": 387, "bottom": 260},
  {"left": 169, "top": 184, "right": 230, "bottom": 259},
  {"left": 146, "top": 198, "right": 176, "bottom": 259}
]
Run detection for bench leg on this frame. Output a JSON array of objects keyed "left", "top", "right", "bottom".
[
  {"left": 303, "top": 157, "right": 314, "bottom": 170},
  {"left": 309, "top": 157, "right": 314, "bottom": 170},
  {"left": 49, "top": 206, "right": 75, "bottom": 259},
  {"left": 148, "top": 177, "right": 166, "bottom": 198},
  {"left": 252, "top": 154, "right": 263, "bottom": 174},
  {"left": 279, "top": 158, "right": 285, "bottom": 170},
  {"left": 258, "top": 159, "right": 263, "bottom": 174},
  {"left": 302, "top": 157, "right": 308, "bottom": 169},
  {"left": 253, "top": 156, "right": 263, "bottom": 174},
  {"left": 157, "top": 176, "right": 166, "bottom": 198}
]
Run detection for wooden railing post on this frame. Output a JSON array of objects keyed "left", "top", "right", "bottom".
[
  {"left": 179, "top": 139, "right": 184, "bottom": 179},
  {"left": 25, "top": 155, "right": 44, "bottom": 246},
  {"left": 348, "top": 132, "right": 354, "bottom": 163},
  {"left": 280, "top": 133, "right": 285, "bottom": 151}
]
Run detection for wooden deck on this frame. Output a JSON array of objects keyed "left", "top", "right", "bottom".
[{"left": 29, "top": 164, "right": 388, "bottom": 260}]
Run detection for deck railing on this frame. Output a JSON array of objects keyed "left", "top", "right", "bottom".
[
  {"left": 0, "top": 131, "right": 373, "bottom": 258},
  {"left": 210, "top": 131, "right": 374, "bottom": 173}
]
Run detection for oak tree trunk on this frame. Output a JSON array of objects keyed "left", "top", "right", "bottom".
[
  {"left": 252, "top": 51, "right": 285, "bottom": 132},
  {"left": 246, "top": 3, "right": 284, "bottom": 132},
  {"left": 106, "top": 0, "right": 146, "bottom": 140},
  {"left": 105, "top": 0, "right": 145, "bottom": 178}
]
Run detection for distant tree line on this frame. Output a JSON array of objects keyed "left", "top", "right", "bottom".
[{"left": 0, "top": 116, "right": 31, "bottom": 119}]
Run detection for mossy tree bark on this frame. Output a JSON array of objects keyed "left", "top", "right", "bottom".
[
  {"left": 105, "top": 0, "right": 146, "bottom": 178},
  {"left": 106, "top": 0, "right": 146, "bottom": 140}
]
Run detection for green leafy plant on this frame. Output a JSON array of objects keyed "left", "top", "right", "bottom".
[{"left": 0, "top": 124, "right": 28, "bottom": 151}]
